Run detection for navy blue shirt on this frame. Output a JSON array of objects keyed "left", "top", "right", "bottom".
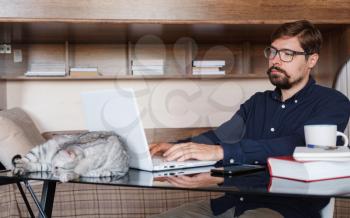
[
  {"left": 191, "top": 77, "right": 350, "bottom": 165},
  {"left": 186, "top": 77, "right": 350, "bottom": 217}
]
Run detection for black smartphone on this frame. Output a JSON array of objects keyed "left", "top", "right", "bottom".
[{"left": 211, "top": 164, "right": 265, "bottom": 176}]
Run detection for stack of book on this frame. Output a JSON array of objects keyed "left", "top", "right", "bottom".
[
  {"left": 192, "top": 60, "right": 225, "bottom": 75},
  {"left": 25, "top": 63, "right": 66, "bottom": 77},
  {"left": 267, "top": 146, "right": 350, "bottom": 182},
  {"left": 131, "top": 59, "right": 164, "bottom": 76},
  {"left": 69, "top": 67, "right": 99, "bottom": 77}
]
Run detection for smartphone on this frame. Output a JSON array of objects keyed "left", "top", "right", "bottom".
[{"left": 211, "top": 164, "right": 265, "bottom": 176}]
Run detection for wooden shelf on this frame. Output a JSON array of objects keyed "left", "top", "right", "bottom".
[
  {"left": 0, "top": 74, "right": 268, "bottom": 81},
  {"left": 0, "top": 22, "right": 345, "bottom": 44},
  {"left": 1, "top": 0, "right": 350, "bottom": 25},
  {"left": 0, "top": 0, "right": 349, "bottom": 89}
]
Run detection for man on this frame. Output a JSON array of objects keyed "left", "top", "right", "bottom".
[{"left": 150, "top": 20, "right": 350, "bottom": 217}]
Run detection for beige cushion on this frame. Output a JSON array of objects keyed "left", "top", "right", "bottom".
[{"left": 0, "top": 108, "right": 45, "bottom": 169}]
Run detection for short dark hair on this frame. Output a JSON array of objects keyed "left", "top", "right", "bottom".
[{"left": 271, "top": 20, "right": 323, "bottom": 54}]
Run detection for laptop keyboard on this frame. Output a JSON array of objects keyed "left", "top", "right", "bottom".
[{"left": 152, "top": 156, "right": 167, "bottom": 164}]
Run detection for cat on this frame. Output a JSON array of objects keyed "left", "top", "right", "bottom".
[{"left": 13, "top": 131, "right": 129, "bottom": 182}]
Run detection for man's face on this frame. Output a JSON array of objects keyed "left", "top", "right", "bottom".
[{"left": 267, "top": 36, "right": 318, "bottom": 89}]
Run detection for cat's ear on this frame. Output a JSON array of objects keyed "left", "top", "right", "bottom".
[{"left": 12, "top": 154, "right": 22, "bottom": 166}]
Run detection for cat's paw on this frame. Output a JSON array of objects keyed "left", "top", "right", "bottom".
[
  {"left": 58, "top": 172, "right": 78, "bottom": 183},
  {"left": 13, "top": 158, "right": 37, "bottom": 174},
  {"left": 13, "top": 157, "right": 29, "bottom": 175}
]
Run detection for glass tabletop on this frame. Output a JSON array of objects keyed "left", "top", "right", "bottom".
[{"left": 1, "top": 166, "right": 350, "bottom": 199}]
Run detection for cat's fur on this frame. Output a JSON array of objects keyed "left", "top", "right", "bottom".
[{"left": 13, "top": 131, "right": 129, "bottom": 182}]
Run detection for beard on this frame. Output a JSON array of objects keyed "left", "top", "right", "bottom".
[{"left": 266, "top": 66, "right": 293, "bottom": 89}]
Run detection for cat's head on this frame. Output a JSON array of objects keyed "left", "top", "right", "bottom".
[{"left": 52, "top": 147, "right": 84, "bottom": 174}]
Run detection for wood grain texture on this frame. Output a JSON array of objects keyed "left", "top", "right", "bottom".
[{"left": 0, "top": 0, "right": 349, "bottom": 23}]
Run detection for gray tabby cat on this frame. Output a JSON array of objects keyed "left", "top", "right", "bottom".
[{"left": 13, "top": 131, "right": 129, "bottom": 182}]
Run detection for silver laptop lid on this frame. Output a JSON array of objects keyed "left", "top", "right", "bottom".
[{"left": 81, "top": 89, "right": 153, "bottom": 171}]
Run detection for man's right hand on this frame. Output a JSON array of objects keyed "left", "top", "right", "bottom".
[{"left": 149, "top": 143, "right": 173, "bottom": 156}]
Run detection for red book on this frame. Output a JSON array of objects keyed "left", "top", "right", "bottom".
[{"left": 267, "top": 156, "right": 350, "bottom": 182}]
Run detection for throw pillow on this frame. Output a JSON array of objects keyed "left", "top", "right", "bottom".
[{"left": 0, "top": 108, "right": 45, "bottom": 169}]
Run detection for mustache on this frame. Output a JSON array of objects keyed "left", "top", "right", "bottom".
[{"left": 266, "top": 66, "right": 290, "bottom": 78}]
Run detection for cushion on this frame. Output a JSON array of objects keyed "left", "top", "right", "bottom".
[{"left": 0, "top": 108, "right": 45, "bottom": 169}]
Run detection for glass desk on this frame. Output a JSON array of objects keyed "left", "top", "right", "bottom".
[{"left": 1, "top": 167, "right": 349, "bottom": 218}]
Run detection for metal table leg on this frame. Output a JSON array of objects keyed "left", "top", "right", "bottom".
[
  {"left": 23, "top": 180, "right": 47, "bottom": 218},
  {"left": 22, "top": 180, "right": 57, "bottom": 218},
  {"left": 16, "top": 182, "right": 35, "bottom": 218},
  {"left": 40, "top": 181, "right": 56, "bottom": 218}
]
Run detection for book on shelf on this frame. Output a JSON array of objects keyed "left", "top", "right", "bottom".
[
  {"left": 131, "top": 59, "right": 164, "bottom": 66},
  {"left": 192, "top": 60, "right": 225, "bottom": 67},
  {"left": 69, "top": 67, "right": 99, "bottom": 77},
  {"left": 132, "top": 70, "right": 164, "bottom": 76},
  {"left": 267, "top": 156, "right": 350, "bottom": 182},
  {"left": 131, "top": 65, "right": 164, "bottom": 71},
  {"left": 269, "top": 176, "right": 350, "bottom": 195},
  {"left": 192, "top": 67, "right": 222, "bottom": 71},
  {"left": 25, "top": 63, "right": 66, "bottom": 77},
  {"left": 293, "top": 146, "right": 350, "bottom": 161},
  {"left": 25, "top": 71, "right": 66, "bottom": 77},
  {"left": 192, "top": 70, "right": 225, "bottom": 75}
]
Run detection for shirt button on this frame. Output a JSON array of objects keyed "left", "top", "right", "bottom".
[
  {"left": 281, "top": 104, "right": 286, "bottom": 109},
  {"left": 230, "top": 159, "right": 235, "bottom": 164},
  {"left": 294, "top": 99, "right": 298, "bottom": 103},
  {"left": 254, "top": 161, "right": 259, "bottom": 164},
  {"left": 240, "top": 197, "right": 244, "bottom": 202},
  {"left": 270, "top": 128, "right": 275, "bottom": 132}
]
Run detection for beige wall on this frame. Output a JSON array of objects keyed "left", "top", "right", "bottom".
[{"left": 6, "top": 79, "right": 273, "bottom": 132}]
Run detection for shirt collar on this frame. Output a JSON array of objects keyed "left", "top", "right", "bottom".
[{"left": 271, "top": 76, "right": 316, "bottom": 102}]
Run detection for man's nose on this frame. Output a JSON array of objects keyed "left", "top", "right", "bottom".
[{"left": 270, "top": 53, "right": 282, "bottom": 66}]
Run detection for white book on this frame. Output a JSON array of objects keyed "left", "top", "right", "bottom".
[
  {"left": 267, "top": 156, "right": 350, "bottom": 182},
  {"left": 192, "top": 67, "right": 221, "bottom": 71},
  {"left": 131, "top": 59, "right": 164, "bottom": 66},
  {"left": 269, "top": 176, "right": 350, "bottom": 195},
  {"left": 192, "top": 70, "right": 225, "bottom": 75},
  {"left": 193, "top": 60, "right": 225, "bottom": 67},
  {"left": 25, "top": 71, "right": 66, "bottom": 77},
  {"left": 131, "top": 65, "right": 164, "bottom": 71},
  {"left": 293, "top": 146, "right": 350, "bottom": 161},
  {"left": 70, "top": 67, "right": 98, "bottom": 72},
  {"left": 132, "top": 70, "right": 164, "bottom": 76}
]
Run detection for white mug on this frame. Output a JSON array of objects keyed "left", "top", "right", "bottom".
[{"left": 304, "top": 124, "right": 349, "bottom": 147}]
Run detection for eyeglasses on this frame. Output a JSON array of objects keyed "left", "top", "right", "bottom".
[{"left": 264, "top": 46, "right": 310, "bottom": 62}]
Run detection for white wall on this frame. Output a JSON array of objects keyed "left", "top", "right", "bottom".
[
  {"left": 6, "top": 79, "right": 273, "bottom": 132},
  {"left": 335, "top": 60, "right": 350, "bottom": 138}
]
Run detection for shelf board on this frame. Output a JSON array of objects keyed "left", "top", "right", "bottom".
[
  {"left": 0, "top": 22, "right": 344, "bottom": 44},
  {"left": 0, "top": 74, "right": 268, "bottom": 81}
]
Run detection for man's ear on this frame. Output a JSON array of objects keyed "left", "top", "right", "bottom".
[{"left": 307, "top": 53, "right": 319, "bottom": 69}]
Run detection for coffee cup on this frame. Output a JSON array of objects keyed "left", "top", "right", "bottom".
[{"left": 304, "top": 124, "right": 348, "bottom": 147}]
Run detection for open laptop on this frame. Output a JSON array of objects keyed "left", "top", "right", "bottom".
[{"left": 81, "top": 89, "right": 216, "bottom": 171}]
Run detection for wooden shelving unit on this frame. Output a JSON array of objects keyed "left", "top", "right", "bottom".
[{"left": 0, "top": 0, "right": 349, "bottom": 110}]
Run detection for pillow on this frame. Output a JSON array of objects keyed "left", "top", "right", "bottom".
[{"left": 0, "top": 108, "right": 45, "bottom": 169}]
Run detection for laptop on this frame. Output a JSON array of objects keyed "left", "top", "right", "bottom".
[{"left": 81, "top": 89, "right": 216, "bottom": 171}]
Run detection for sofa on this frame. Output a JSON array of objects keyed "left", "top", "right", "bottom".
[{"left": 0, "top": 108, "right": 349, "bottom": 217}]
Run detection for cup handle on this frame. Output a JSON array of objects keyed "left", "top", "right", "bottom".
[{"left": 337, "top": 131, "right": 349, "bottom": 147}]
